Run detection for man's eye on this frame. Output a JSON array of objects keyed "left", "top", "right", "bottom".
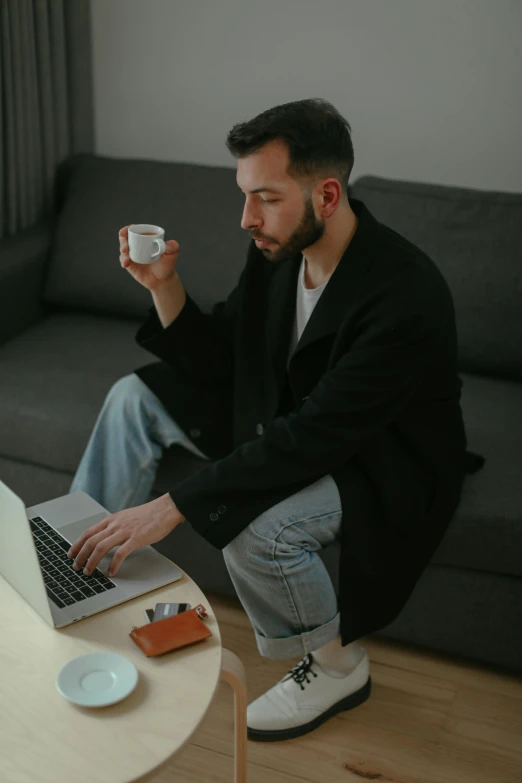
[{"left": 260, "top": 198, "right": 275, "bottom": 204}]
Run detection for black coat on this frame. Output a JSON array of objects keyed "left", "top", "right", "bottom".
[{"left": 134, "top": 198, "right": 485, "bottom": 646}]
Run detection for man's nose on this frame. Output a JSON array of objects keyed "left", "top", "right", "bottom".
[{"left": 240, "top": 204, "right": 261, "bottom": 232}]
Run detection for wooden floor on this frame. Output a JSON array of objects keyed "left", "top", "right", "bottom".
[{"left": 148, "top": 593, "right": 522, "bottom": 783}]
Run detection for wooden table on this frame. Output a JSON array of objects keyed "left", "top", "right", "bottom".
[{"left": 0, "top": 567, "right": 248, "bottom": 782}]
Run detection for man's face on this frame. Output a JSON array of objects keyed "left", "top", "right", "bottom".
[{"left": 236, "top": 139, "right": 326, "bottom": 264}]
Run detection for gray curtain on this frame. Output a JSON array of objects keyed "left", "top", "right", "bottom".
[{"left": 0, "top": 0, "right": 94, "bottom": 239}]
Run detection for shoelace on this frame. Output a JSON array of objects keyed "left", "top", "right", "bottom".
[{"left": 282, "top": 653, "right": 319, "bottom": 691}]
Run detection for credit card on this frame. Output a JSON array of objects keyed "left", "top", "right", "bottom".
[{"left": 152, "top": 602, "right": 191, "bottom": 622}]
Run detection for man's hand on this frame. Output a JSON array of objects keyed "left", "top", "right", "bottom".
[{"left": 66, "top": 494, "right": 186, "bottom": 578}]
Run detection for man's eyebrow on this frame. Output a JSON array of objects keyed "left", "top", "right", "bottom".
[{"left": 237, "top": 184, "right": 283, "bottom": 194}]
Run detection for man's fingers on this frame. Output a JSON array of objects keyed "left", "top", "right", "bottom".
[
  {"left": 107, "top": 541, "right": 134, "bottom": 578},
  {"left": 70, "top": 521, "right": 114, "bottom": 568},
  {"left": 80, "top": 531, "right": 122, "bottom": 575},
  {"left": 67, "top": 517, "right": 111, "bottom": 558},
  {"left": 166, "top": 239, "right": 179, "bottom": 253},
  {"left": 118, "top": 224, "right": 135, "bottom": 245}
]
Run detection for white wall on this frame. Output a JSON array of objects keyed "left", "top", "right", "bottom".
[{"left": 91, "top": 0, "right": 522, "bottom": 192}]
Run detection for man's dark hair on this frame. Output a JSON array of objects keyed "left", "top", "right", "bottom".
[{"left": 225, "top": 98, "right": 354, "bottom": 201}]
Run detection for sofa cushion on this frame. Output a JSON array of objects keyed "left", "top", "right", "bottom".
[
  {"left": 0, "top": 313, "right": 520, "bottom": 578},
  {"left": 44, "top": 154, "right": 249, "bottom": 318},
  {"left": 430, "top": 371, "right": 522, "bottom": 578},
  {"left": 350, "top": 175, "right": 522, "bottom": 381},
  {"left": 0, "top": 311, "right": 152, "bottom": 473}
]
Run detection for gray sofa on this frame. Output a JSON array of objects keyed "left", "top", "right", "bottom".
[{"left": 1, "top": 153, "right": 521, "bottom": 674}]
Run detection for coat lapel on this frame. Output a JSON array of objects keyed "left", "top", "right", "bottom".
[{"left": 265, "top": 198, "right": 380, "bottom": 405}]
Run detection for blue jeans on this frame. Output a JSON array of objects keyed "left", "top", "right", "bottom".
[{"left": 70, "top": 373, "right": 343, "bottom": 659}]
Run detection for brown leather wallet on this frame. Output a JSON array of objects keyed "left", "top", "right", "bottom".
[{"left": 129, "top": 603, "right": 212, "bottom": 657}]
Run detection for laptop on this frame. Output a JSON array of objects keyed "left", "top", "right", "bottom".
[{"left": 0, "top": 480, "right": 184, "bottom": 629}]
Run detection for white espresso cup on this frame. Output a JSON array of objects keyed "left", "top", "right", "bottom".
[{"left": 128, "top": 224, "right": 166, "bottom": 264}]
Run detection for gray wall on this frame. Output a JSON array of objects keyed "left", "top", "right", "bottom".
[{"left": 91, "top": 0, "right": 522, "bottom": 192}]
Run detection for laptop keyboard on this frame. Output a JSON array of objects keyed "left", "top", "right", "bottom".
[{"left": 29, "top": 516, "right": 116, "bottom": 609}]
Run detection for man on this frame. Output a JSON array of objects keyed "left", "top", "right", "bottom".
[{"left": 68, "top": 98, "right": 483, "bottom": 742}]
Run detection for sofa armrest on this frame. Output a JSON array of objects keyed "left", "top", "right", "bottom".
[{"left": 0, "top": 220, "right": 53, "bottom": 347}]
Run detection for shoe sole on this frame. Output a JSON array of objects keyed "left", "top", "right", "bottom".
[{"left": 247, "top": 675, "right": 372, "bottom": 742}]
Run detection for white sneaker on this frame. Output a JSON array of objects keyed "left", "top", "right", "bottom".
[{"left": 247, "top": 648, "right": 371, "bottom": 742}]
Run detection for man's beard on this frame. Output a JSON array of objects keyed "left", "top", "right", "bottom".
[{"left": 253, "top": 196, "right": 326, "bottom": 264}]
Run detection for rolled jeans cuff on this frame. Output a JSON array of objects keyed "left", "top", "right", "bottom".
[{"left": 253, "top": 611, "right": 341, "bottom": 660}]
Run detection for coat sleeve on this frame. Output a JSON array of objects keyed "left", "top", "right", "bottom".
[
  {"left": 134, "top": 268, "right": 245, "bottom": 383},
  {"left": 169, "top": 309, "right": 442, "bottom": 549}
]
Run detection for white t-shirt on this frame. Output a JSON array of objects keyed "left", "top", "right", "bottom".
[{"left": 287, "top": 255, "right": 329, "bottom": 367}]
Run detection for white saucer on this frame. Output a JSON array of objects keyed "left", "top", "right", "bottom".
[{"left": 56, "top": 652, "right": 139, "bottom": 707}]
